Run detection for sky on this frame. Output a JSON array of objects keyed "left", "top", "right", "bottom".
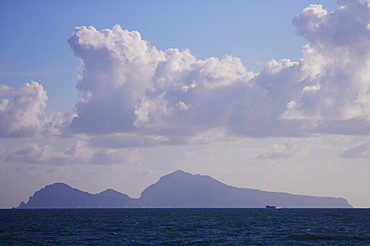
[{"left": 2, "top": 0, "right": 370, "bottom": 208}]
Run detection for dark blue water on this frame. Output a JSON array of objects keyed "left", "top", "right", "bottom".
[{"left": 1, "top": 208, "right": 370, "bottom": 245}]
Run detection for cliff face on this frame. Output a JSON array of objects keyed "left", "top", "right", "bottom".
[{"left": 18, "top": 170, "right": 353, "bottom": 208}]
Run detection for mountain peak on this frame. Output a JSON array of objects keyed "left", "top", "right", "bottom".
[
  {"left": 165, "top": 169, "right": 190, "bottom": 176},
  {"left": 139, "top": 170, "right": 235, "bottom": 207},
  {"left": 46, "top": 182, "right": 72, "bottom": 189},
  {"left": 162, "top": 170, "right": 217, "bottom": 182},
  {"left": 100, "top": 188, "right": 118, "bottom": 194}
]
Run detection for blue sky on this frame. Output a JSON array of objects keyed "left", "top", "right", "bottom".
[{"left": 2, "top": 0, "right": 370, "bottom": 208}]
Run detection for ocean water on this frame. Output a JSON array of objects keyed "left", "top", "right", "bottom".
[{"left": 1, "top": 208, "right": 370, "bottom": 245}]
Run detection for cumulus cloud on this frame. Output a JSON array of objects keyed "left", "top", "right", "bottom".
[
  {"left": 3, "top": 0, "right": 370, "bottom": 147},
  {"left": 0, "top": 82, "right": 49, "bottom": 138},
  {"left": 66, "top": 24, "right": 296, "bottom": 140},
  {"left": 67, "top": 25, "right": 163, "bottom": 134},
  {"left": 3, "top": 141, "right": 139, "bottom": 165},
  {"left": 282, "top": 1, "right": 370, "bottom": 122},
  {"left": 67, "top": 26, "right": 259, "bottom": 138},
  {"left": 0, "top": 82, "right": 71, "bottom": 139},
  {"left": 340, "top": 141, "right": 370, "bottom": 159},
  {"left": 64, "top": 0, "right": 370, "bottom": 144}
]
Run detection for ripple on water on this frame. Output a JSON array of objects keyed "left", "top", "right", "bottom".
[{"left": 1, "top": 208, "right": 370, "bottom": 245}]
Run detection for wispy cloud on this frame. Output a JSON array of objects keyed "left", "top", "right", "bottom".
[
  {"left": 0, "top": 85, "right": 13, "bottom": 95},
  {"left": 3, "top": 141, "right": 140, "bottom": 165},
  {"left": 340, "top": 141, "right": 370, "bottom": 159},
  {"left": 257, "top": 138, "right": 316, "bottom": 159}
]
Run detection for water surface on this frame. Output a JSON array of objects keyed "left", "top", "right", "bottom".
[{"left": 1, "top": 208, "right": 369, "bottom": 245}]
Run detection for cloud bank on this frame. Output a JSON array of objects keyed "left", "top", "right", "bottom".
[
  {"left": 65, "top": 1, "right": 370, "bottom": 143},
  {"left": 3, "top": 141, "right": 139, "bottom": 165},
  {"left": 2, "top": 0, "right": 370, "bottom": 149}
]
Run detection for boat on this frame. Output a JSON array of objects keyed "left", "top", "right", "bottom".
[{"left": 265, "top": 205, "right": 277, "bottom": 209}]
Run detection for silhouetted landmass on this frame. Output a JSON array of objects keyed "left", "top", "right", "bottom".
[
  {"left": 17, "top": 170, "right": 352, "bottom": 208},
  {"left": 18, "top": 183, "right": 139, "bottom": 209}
]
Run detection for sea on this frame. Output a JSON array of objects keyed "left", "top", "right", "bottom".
[{"left": 1, "top": 208, "right": 370, "bottom": 245}]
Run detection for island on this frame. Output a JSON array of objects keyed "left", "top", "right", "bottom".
[{"left": 17, "top": 170, "right": 352, "bottom": 209}]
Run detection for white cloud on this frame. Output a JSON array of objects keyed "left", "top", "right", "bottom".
[
  {"left": 67, "top": 25, "right": 260, "bottom": 137},
  {"left": 67, "top": 25, "right": 163, "bottom": 134},
  {"left": 282, "top": 1, "right": 370, "bottom": 122},
  {"left": 0, "top": 82, "right": 49, "bottom": 138},
  {"left": 3, "top": 141, "right": 140, "bottom": 165},
  {"left": 0, "top": 82, "right": 72, "bottom": 139},
  {"left": 65, "top": 1, "right": 370, "bottom": 143}
]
